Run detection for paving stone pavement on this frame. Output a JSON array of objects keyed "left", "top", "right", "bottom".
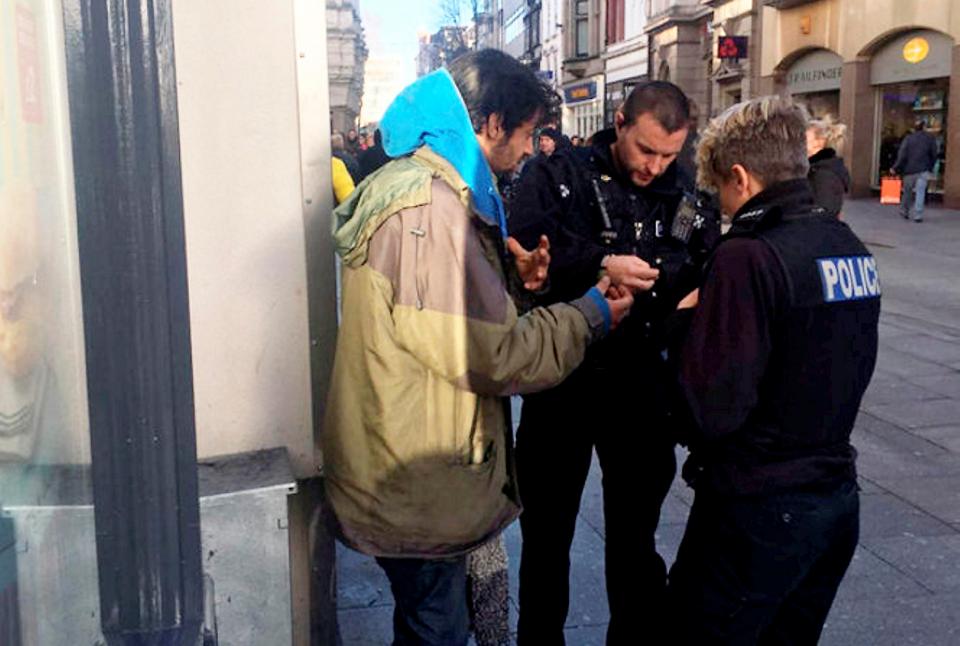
[{"left": 335, "top": 198, "right": 960, "bottom": 645}]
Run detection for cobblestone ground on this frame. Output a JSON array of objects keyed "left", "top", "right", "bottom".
[{"left": 336, "top": 198, "right": 960, "bottom": 645}]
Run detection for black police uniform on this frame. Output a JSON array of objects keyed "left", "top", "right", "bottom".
[
  {"left": 667, "top": 179, "right": 881, "bottom": 644},
  {"left": 507, "top": 128, "right": 718, "bottom": 645}
]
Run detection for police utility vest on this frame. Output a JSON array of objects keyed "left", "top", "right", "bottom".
[
  {"left": 711, "top": 180, "right": 881, "bottom": 494},
  {"left": 559, "top": 131, "right": 715, "bottom": 364}
]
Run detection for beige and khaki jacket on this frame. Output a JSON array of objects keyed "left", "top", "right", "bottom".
[{"left": 322, "top": 147, "right": 605, "bottom": 557}]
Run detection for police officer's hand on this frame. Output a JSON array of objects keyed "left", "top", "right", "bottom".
[
  {"left": 604, "top": 255, "right": 660, "bottom": 292},
  {"left": 596, "top": 276, "right": 634, "bottom": 330},
  {"left": 507, "top": 235, "right": 551, "bottom": 291}
]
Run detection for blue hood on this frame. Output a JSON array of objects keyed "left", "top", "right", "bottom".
[{"left": 380, "top": 69, "right": 507, "bottom": 238}]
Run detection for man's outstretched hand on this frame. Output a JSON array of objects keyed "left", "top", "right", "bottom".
[
  {"left": 507, "top": 235, "right": 551, "bottom": 291},
  {"left": 596, "top": 275, "right": 634, "bottom": 330}
]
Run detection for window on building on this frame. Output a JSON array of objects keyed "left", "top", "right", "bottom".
[
  {"left": 575, "top": 0, "right": 589, "bottom": 56},
  {"left": 606, "top": 0, "right": 625, "bottom": 45},
  {"left": 525, "top": 7, "right": 541, "bottom": 53}
]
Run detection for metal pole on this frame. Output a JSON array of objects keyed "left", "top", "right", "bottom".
[{"left": 61, "top": 0, "right": 203, "bottom": 643}]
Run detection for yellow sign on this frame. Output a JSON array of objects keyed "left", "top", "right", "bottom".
[{"left": 903, "top": 37, "right": 930, "bottom": 64}]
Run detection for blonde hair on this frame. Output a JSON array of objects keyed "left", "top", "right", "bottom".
[
  {"left": 807, "top": 115, "right": 847, "bottom": 151},
  {"left": 696, "top": 96, "right": 810, "bottom": 191}
]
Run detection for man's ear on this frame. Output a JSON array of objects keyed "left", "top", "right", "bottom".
[
  {"left": 731, "top": 164, "right": 751, "bottom": 196},
  {"left": 731, "top": 163, "right": 765, "bottom": 200},
  {"left": 482, "top": 113, "right": 504, "bottom": 141},
  {"left": 614, "top": 111, "right": 625, "bottom": 132}
]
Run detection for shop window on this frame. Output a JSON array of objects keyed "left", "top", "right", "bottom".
[
  {"left": 876, "top": 79, "right": 949, "bottom": 193},
  {"left": 794, "top": 91, "right": 841, "bottom": 121}
]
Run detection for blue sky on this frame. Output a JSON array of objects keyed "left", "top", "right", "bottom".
[{"left": 360, "top": 0, "right": 464, "bottom": 86}]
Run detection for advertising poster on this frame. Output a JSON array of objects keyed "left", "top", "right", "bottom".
[{"left": 1, "top": 0, "right": 89, "bottom": 469}]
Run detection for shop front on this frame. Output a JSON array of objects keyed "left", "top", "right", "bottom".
[
  {"left": 785, "top": 48, "right": 843, "bottom": 120},
  {"left": 871, "top": 30, "right": 953, "bottom": 194},
  {"left": 563, "top": 76, "right": 605, "bottom": 141}
]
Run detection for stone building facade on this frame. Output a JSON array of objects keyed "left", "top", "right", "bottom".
[{"left": 327, "top": 0, "right": 367, "bottom": 135}]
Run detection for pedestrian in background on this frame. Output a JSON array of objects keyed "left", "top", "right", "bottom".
[
  {"left": 893, "top": 120, "right": 938, "bottom": 222},
  {"left": 806, "top": 116, "right": 850, "bottom": 219},
  {"left": 322, "top": 49, "right": 633, "bottom": 646},
  {"left": 331, "top": 156, "right": 355, "bottom": 205},
  {"left": 346, "top": 127, "right": 361, "bottom": 158},
  {"left": 537, "top": 127, "right": 560, "bottom": 158},
  {"left": 331, "top": 132, "right": 360, "bottom": 182},
  {"left": 668, "top": 95, "right": 880, "bottom": 644},
  {"left": 357, "top": 129, "right": 390, "bottom": 181}
]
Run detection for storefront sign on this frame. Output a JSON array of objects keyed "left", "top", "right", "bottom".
[
  {"left": 786, "top": 49, "right": 843, "bottom": 95},
  {"left": 564, "top": 81, "right": 597, "bottom": 104},
  {"left": 872, "top": 30, "right": 952, "bottom": 85},
  {"left": 718, "top": 36, "right": 748, "bottom": 60},
  {"left": 902, "top": 37, "right": 930, "bottom": 64}
]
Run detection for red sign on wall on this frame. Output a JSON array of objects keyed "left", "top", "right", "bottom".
[
  {"left": 718, "top": 36, "right": 749, "bottom": 61},
  {"left": 16, "top": 4, "right": 43, "bottom": 124}
]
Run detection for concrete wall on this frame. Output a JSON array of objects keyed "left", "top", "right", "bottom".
[{"left": 171, "top": 0, "right": 335, "bottom": 480}]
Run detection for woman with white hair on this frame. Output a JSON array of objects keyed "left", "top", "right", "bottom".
[{"left": 806, "top": 116, "right": 850, "bottom": 219}]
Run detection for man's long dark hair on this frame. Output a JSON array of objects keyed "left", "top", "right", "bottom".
[{"left": 447, "top": 49, "right": 559, "bottom": 136}]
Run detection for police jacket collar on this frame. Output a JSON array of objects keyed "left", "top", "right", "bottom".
[
  {"left": 808, "top": 147, "right": 838, "bottom": 164},
  {"left": 587, "top": 128, "right": 683, "bottom": 198},
  {"left": 729, "top": 178, "right": 818, "bottom": 235}
]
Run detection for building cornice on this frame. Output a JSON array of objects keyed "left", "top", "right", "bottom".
[
  {"left": 645, "top": 6, "right": 713, "bottom": 34},
  {"left": 603, "top": 34, "right": 648, "bottom": 60}
]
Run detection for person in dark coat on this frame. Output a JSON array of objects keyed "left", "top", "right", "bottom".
[
  {"left": 667, "top": 95, "right": 879, "bottom": 645},
  {"left": 806, "top": 116, "right": 850, "bottom": 219},
  {"left": 892, "top": 121, "right": 939, "bottom": 222},
  {"left": 357, "top": 129, "right": 391, "bottom": 181},
  {"left": 345, "top": 128, "right": 361, "bottom": 158},
  {"left": 331, "top": 132, "right": 360, "bottom": 182},
  {"left": 536, "top": 127, "right": 561, "bottom": 158}
]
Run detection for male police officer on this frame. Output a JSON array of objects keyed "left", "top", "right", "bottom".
[
  {"left": 508, "top": 81, "right": 717, "bottom": 644},
  {"left": 668, "top": 96, "right": 880, "bottom": 644}
]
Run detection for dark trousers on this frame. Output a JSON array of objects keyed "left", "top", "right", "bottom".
[
  {"left": 667, "top": 480, "right": 859, "bottom": 645},
  {"left": 376, "top": 555, "right": 469, "bottom": 646},
  {"left": 515, "top": 371, "right": 677, "bottom": 645}
]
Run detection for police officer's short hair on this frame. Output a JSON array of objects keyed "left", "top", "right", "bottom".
[
  {"left": 620, "top": 81, "right": 690, "bottom": 133},
  {"left": 448, "top": 49, "right": 559, "bottom": 136},
  {"left": 696, "top": 96, "right": 810, "bottom": 191}
]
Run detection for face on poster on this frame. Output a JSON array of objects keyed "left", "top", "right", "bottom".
[{"left": 1, "top": 0, "right": 89, "bottom": 466}]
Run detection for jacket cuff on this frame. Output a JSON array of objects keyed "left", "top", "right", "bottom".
[{"left": 570, "top": 287, "right": 611, "bottom": 342}]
